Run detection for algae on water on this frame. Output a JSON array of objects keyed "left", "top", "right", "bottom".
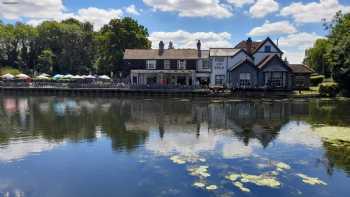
[
  {"left": 296, "top": 173, "right": 327, "bottom": 186},
  {"left": 234, "top": 181, "right": 250, "bottom": 192},
  {"left": 240, "top": 173, "right": 281, "bottom": 188}
]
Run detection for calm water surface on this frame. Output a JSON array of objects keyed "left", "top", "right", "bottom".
[{"left": 1, "top": 95, "right": 350, "bottom": 197}]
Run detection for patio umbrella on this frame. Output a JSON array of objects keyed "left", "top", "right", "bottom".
[
  {"left": 72, "top": 75, "right": 84, "bottom": 79},
  {"left": 39, "top": 73, "right": 50, "bottom": 77},
  {"left": 36, "top": 75, "right": 50, "bottom": 80},
  {"left": 1, "top": 73, "right": 15, "bottom": 79},
  {"left": 64, "top": 74, "right": 74, "bottom": 79},
  {"left": 16, "top": 74, "right": 31, "bottom": 79},
  {"left": 99, "top": 75, "right": 111, "bottom": 80},
  {"left": 53, "top": 74, "right": 64, "bottom": 80},
  {"left": 84, "top": 75, "right": 96, "bottom": 79}
]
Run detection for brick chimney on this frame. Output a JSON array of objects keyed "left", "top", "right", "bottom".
[
  {"left": 197, "top": 40, "right": 201, "bottom": 57},
  {"left": 246, "top": 37, "right": 252, "bottom": 54},
  {"left": 159, "top": 41, "right": 165, "bottom": 55}
]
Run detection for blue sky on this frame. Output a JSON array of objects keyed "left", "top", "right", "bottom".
[{"left": 1, "top": 0, "right": 350, "bottom": 63}]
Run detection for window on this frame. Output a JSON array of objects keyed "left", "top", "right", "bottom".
[
  {"left": 146, "top": 60, "right": 156, "bottom": 69},
  {"left": 264, "top": 45, "right": 271, "bottom": 52},
  {"left": 215, "top": 75, "right": 225, "bottom": 85},
  {"left": 215, "top": 57, "right": 225, "bottom": 62},
  {"left": 270, "top": 72, "right": 283, "bottom": 87},
  {"left": 202, "top": 59, "right": 209, "bottom": 69},
  {"left": 177, "top": 60, "right": 186, "bottom": 70},
  {"left": 239, "top": 73, "right": 251, "bottom": 87},
  {"left": 295, "top": 76, "right": 305, "bottom": 87},
  {"left": 164, "top": 60, "right": 170, "bottom": 69}
]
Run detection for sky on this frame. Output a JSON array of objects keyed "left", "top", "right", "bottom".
[{"left": 1, "top": 0, "right": 350, "bottom": 63}]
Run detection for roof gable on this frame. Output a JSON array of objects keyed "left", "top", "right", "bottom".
[
  {"left": 253, "top": 37, "right": 283, "bottom": 54},
  {"left": 257, "top": 54, "right": 291, "bottom": 71},
  {"left": 230, "top": 59, "right": 257, "bottom": 72}
]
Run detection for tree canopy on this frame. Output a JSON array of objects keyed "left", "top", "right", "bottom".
[
  {"left": 304, "top": 11, "right": 350, "bottom": 92},
  {"left": 0, "top": 17, "right": 151, "bottom": 76}
]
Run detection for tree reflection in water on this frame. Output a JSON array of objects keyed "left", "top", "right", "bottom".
[{"left": 1, "top": 96, "right": 350, "bottom": 175}]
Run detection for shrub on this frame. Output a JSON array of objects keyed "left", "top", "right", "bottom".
[
  {"left": 0, "top": 66, "right": 22, "bottom": 76},
  {"left": 310, "top": 75, "right": 324, "bottom": 86},
  {"left": 319, "top": 82, "right": 339, "bottom": 97}
]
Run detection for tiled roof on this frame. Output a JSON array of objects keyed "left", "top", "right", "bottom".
[
  {"left": 288, "top": 64, "right": 314, "bottom": 74},
  {"left": 234, "top": 41, "right": 263, "bottom": 54},
  {"left": 124, "top": 49, "right": 209, "bottom": 60},
  {"left": 209, "top": 48, "right": 241, "bottom": 56}
]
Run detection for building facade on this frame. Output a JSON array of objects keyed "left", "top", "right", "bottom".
[{"left": 123, "top": 37, "right": 313, "bottom": 90}]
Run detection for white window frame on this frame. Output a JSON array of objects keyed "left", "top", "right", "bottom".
[
  {"left": 239, "top": 73, "right": 251, "bottom": 87},
  {"left": 177, "top": 60, "right": 186, "bottom": 70},
  {"left": 146, "top": 60, "right": 156, "bottom": 70},
  {"left": 215, "top": 75, "right": 225, "bottom": 85},
  {"left": 164, "top": 60, "right": 171, "bottom": 70}
]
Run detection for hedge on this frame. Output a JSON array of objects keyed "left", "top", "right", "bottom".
[
  {"left": 319, "top": 82, "right": 339, "bottom": 97},
  {"left": 0, "top": 67, "right": 22, "bottom": 76},
  {"left": 310, "top": 75, "right": 324, "bottom": 86}
]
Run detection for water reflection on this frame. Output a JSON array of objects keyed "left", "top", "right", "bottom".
[{"left": 1, "top": 96, "right": 350, "bottom": 196}]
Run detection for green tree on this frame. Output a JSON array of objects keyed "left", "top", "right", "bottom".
[
  {"left": 36, "top": 49, "right": 55, "bottom": 74},
  {"left": 96, "top": 17, "right": 151, "bottom": 75},
  {"left": 304, "top": 39, "right": 331, "bottom": 77},
  {"left": 325, "top": 11, "right": 350, "bottom": 91},
  {"left": 36, "top": 19, "right": 97, "bottom": 74}
]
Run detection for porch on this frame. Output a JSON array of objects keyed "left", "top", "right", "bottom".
[{"left": 262, "top": 71, "right": 289, "bottom": 89}]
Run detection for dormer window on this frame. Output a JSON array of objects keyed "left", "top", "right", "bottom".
[
  {"left": 177, "top": 60, "right": 186, "bottom": 70},
  {"left": 146, "top": 60, "right": 156, "bottom": 69},
  {"left": 265, "top": 46, "right": 271, "bottom": 52}
]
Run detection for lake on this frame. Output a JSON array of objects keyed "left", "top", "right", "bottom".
[{"left": 1, "top": 95, "right": 350, "bottom": 197}]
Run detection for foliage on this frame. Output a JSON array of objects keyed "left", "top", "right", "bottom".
[
  {"left": 310, "top": 75, "right": 325, "bottom": 86},
  {"left": 36, "top": 49, "right": 55, "bottom": 74},
  {"left": 304, "top": 39, "right": 331, "bottom": 77},
  {"left": 319, "top": 82, "right": 339, "bottom": 97},
  {"left": 0, "top": 17, "right": 151, "bottom": 76},
  {"left": 324, "top": 12, "right": 350, "bottom": 92},
  {"left": 96, "top": 17, "right": 151, "bottom": 75},
  {"left": 0, "top": 66, "right": 21, "bottom": 75}
]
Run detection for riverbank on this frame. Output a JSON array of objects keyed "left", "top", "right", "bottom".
[{"left": 0, "top": 86, "right": 322, "bottom": 98}]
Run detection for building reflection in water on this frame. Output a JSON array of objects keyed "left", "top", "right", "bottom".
[{"left": 1, "top": 96, "right": 350, "bottom": 174}]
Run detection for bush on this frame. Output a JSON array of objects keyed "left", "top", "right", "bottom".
[
  {"left": 319, "top": 82, "right": 339, "bottom": 97},
  {"left": 310, "top": 75, "right": 324, "bottom": 86},
  {"left": 0, "top": 66, "right": 22, "bottom": 76}
]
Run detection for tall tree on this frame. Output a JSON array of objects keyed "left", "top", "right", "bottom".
[
  {"left": 304, "top": 39, "right": 331, "bottom": 77},
  {"left": 96, "top": 17, "right": 151, "bottom": 75},
  {"left": 325, "top": 11, "right": 350, "bottom": 91}
]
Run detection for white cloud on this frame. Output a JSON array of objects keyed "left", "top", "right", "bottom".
[
  {"left": 0, "top": 138, "right": 63, "bottom": 162},
  {"left": 125, "top": 4, "right": 141, "bottom": 15},
  {"left": 0, "top": 0, "right": 65, "bottom": 20},
  {"left": 143, "top": 0, "right": 233, "bottom": 18},
  {"left": 248, "top": 20, "right": 297, "bottom": 36},
  {"left": 277, "top": 121, "right": 322, "bottom": 148},
  {"left": 279, "top": 32, "right": 324, "bottom": 50},
  {"left": 72, "top": 7, "right": 123, "bottom": 30},
  {"left": 281, "top": 0, "right": 350, "bottom": 23},
  {"left": 279, "top": 32, "right": 325, "bottom": 63},
  {"left": 249, "top": 0, "right": 279, "bottom": 18},
  {"left": 149, "top": 30, "right": 232, "bottom": 49},
  {"left": 27, "top": 7, "right": 123, "bottom": 31},
  {"left": 226, "top": 0, "right": 254, "bottom": 7}
]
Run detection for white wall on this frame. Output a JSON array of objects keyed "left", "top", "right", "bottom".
[{"left": 210, "top": 51, "right": 253, "bottom": 87}]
